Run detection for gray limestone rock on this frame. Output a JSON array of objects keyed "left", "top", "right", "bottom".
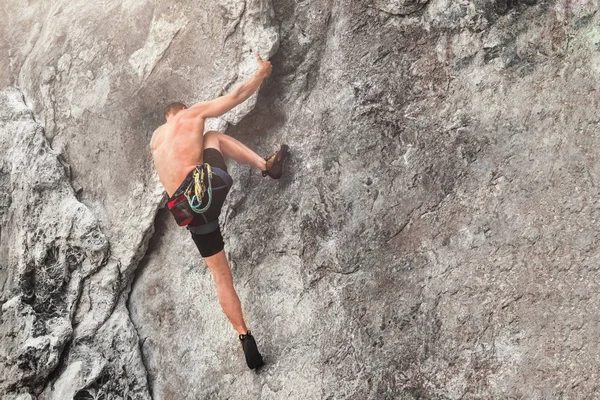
[
  {"left": 374, "top": 0, "right": 431, "bottom": 16},
  {"left": 0, "top": 88, "right": 110, "bottom": 397},
  {"left": 3, "top": 0, "right": 600, "bottom": 399}
]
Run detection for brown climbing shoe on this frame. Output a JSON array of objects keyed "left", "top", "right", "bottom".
[
  {"left": 262, "top": 144, "right": 289, "bottom": 179},
  {"left": 239, "top": 331, "right": 265, "bottom": 370}
]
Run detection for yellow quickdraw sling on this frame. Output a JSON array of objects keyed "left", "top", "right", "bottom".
[{"left": 184, "top": 164, "right": 214, "bottom": 213}]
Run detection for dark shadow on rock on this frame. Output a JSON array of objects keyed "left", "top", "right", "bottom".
[{"left": 125, "top": 207, "right": 171, "bottom": 399}]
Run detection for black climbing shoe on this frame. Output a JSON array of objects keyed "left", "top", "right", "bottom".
[
  {"left": 239, "top": 331, "right": 265, "bottom": 370},
  {"left": 262, "top": 144, "right": 289, "bottom": 179}
]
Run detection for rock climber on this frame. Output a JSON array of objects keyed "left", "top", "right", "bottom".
[{"left": 150, "top": 55, "right": 288, "bottom": 370}]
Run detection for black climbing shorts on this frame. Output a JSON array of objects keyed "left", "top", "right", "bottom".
[
  {"left": 167, "top": 148, "right": 232, "bottom": 258},
  {"left": 190, "top": 227, "right": 225, "bottom": 258}
]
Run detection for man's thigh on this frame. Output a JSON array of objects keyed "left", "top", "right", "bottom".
[
  {"left": 203, "top": 131, "right": 222, "bottom": 152},
  {"left": 190, "top": 228, "right": 225, "bottom": 258}
]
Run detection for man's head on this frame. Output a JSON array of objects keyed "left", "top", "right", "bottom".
[{"left": 164, "top": 102, "right": 187, "bottom": 120}]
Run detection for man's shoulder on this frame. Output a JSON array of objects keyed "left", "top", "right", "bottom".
[
  {"left": 150, "top": 124, "right": 166, "bottom": 150},
  {"left": 154, "top": 122, "right": 166, "bottom": 132}
]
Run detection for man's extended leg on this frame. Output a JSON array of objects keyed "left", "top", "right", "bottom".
[
  {"left": 203, "top": 249, "right": 265, "bottom": 369},
  {"left": 203, "top": 131, "right": 266, "bottom": 171},
  {"left": 203, "top": 249, "right": 248, "bottom": 335}
]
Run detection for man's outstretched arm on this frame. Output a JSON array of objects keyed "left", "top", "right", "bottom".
[{"left": 185, "top": 55, "right": 272, "bottom": 120}]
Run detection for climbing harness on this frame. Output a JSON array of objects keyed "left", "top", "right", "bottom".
[{"left": 167, "top": 164, "right": 233, "bottom": 227}]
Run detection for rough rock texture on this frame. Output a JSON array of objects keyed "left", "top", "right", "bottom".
[
  {"left": 0, "top": 88, "right": 149, "bottom": 399},
  {"left": 0, "top": 88, "right": 105, "bottom": 397},
  {"left": 3, "top": 0, "right": 600, "bottom": 399},
  {"left": 2, "top": 0, "right": 277, "bottom": 398}
]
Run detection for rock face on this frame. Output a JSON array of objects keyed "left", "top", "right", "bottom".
[
  {"left": 0, "top": 88, "right": 104, "bottom": 397},
  {"left": 3, "top": 0, "right": 600, "bottom": 399},
  {"left": 0, "top": 88, "right": 149, "bottom": 399}
]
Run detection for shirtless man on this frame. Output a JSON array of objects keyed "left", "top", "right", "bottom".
[{"left": 151, "top": 55, "right": 288, "bottom": 370}]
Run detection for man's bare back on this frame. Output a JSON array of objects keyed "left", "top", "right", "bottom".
[{"left": 151, "top": 115, "right": 205, "bottom": 196}]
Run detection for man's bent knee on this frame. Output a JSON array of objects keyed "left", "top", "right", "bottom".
[{"left": 203, "top": 131, "right": 223, "bottom": 150}]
